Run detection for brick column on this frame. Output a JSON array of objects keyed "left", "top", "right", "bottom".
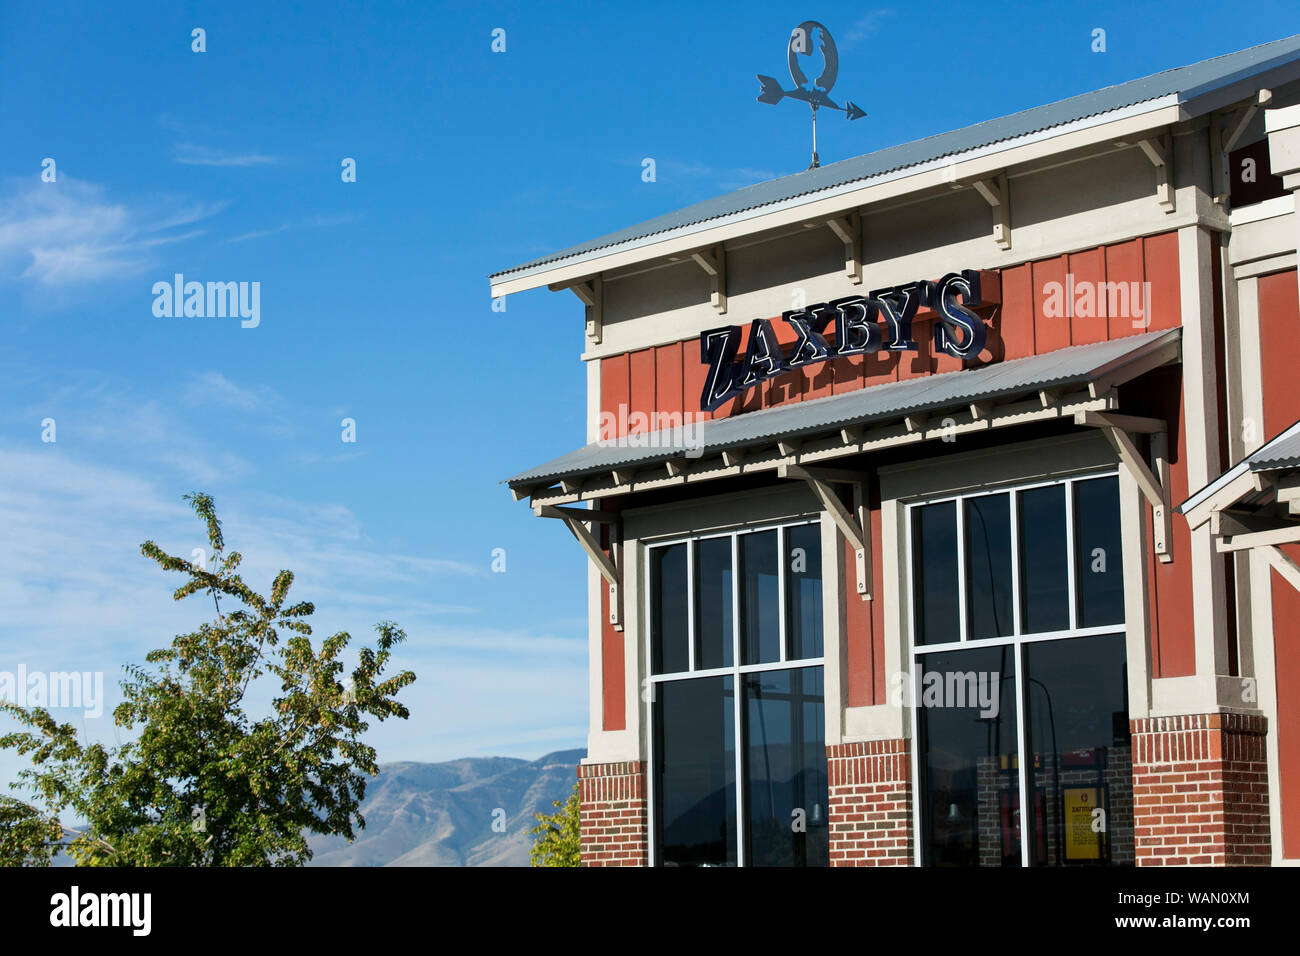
[
  {"left": 1131, "top": 713, "right": 1270, "bottom": 865},
  {"left": 577, "top": 760, "right": 647, "bottom": 867},
  {"left": 827, "top": 740, "right": 913, "bottom": 865}
]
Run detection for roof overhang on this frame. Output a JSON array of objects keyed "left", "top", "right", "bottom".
[
  {"left": 505, "top": 328, "right": 1182, "bottom": 508},
  {"left": 1179, "top": 419, "right": 1300, "bottom": 528},
  {"left": 490, "top": 99, "right": 1182, "bottom": 298}
]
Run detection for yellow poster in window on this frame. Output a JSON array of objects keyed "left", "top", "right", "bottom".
[{"left": 1064, "top": 788, "right": 1105, "bottom": 861}]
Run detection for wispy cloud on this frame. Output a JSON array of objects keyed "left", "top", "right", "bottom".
[
  {"left": 0, "top": 177, "right": 221, "bottom": 286},
  {"left": 173, "top": 142, "right": 279, "bottom": 167},
  {"left": 226, "top": 212, "right": 359, "bottom": 244},
  {"left": 633, "top": 158, "right": 781, "bottom": 192},
  {"left": 843, "top": 9, "right": 895, "bottom": 45}
]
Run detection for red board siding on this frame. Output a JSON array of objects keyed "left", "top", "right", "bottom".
[
  {"left": 1103, "top": 238, "right": 1147, "bottom": 342},
  {"left": 1143, "top": 231, "right": 1181, "bottom": 332},
  {"left": 1258, "top": 269, "right": 1300, "bottom": 857},
  {"left": 600, "top": 352, "right": 630, "bottom": 438},
  {"left": 1069, "top": 247, "right": 1108, "bottom": 346},
  {"left": 1274, "top": 546, "right": 1300, "bottom": 858},
  {"left": 1258, "top": 270, "right": 1300, "bottom": 436},
  {"left": 628, "top": 348, "right": 655, "bottom": 435},
  {"left": 997, "top": 263, "right": 1035, "bottom": 361},
  {"left": 654, "top": 341, "right": 684, "bottom": 426},
  {"left": 601, "top": 586, "right": 624, "bottom": 731},
  {"left": 1144, "top": 366, "right": 1196, "bottom": 679},
  {"left": 1032, "top": 255, "right": 1071, "bottom": 353}
]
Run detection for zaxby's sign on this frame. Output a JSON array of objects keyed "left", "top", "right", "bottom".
[{"left": 698, "top": 269, "right": 997, "bottom": 411}]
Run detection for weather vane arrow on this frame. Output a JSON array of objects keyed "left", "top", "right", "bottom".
[{"left": 755, "top": 21, "right": 865, "bottom": 168}]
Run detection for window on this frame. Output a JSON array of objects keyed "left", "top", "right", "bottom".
[
  {"left": 648, "top": 520, "right": 828, "bottom": 866},
  {"left": 908, "top": 473, "right": 1133, "bottom": 866}
]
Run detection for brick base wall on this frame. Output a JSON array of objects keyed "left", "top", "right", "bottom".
[
  {"left": 577, "top": 760, "right": 647, "bottom": 867},
  {"left": 1131, "top": 713, "right": 1270, "bottom": 866},
  {"left": 827, "top": 740, "right": 913, "bottom": 865}
]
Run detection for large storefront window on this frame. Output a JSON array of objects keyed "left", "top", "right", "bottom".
[
  {"left": 649, "top": 520, "right": 828, "bottom": 866},
  {"left": 908, "top": 473, "right": 1133, "bottom": 866}
]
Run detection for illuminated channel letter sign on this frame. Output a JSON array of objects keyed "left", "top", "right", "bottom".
[{"left": 698, "top": 270, "right": 991, "bottom": 412}]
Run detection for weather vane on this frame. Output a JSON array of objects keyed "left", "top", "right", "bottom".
[{"left": 756, "top": 21, "right": 865, "bottom": 169}]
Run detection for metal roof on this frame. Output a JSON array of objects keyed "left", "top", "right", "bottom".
[
  {"left": 492, "top": 35, "right": 1300, "bottom": 283},
  {"left": 506, "top": 328, "right": 1181, "bottom": 491},
  {"left": 1178, "top": 419, "right": 1300, "bottom": 515}
]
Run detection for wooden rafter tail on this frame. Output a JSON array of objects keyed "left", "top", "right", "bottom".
[{"left": 535, "top": 506, "right": 623, "bottom": 631}]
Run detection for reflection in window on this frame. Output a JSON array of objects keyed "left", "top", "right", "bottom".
[
  {"left": 913, "top": 501, "right": 959, "bottom": 645},
  {"left": 650, "top": 543, "right": 688, "bottom": 675},
  {"left": 655, "top": 677, "right": 736, "bottom": 866},
  {"left": 786, "top": 524, "right": 823, "bottom": 660},
  {"left": 1074, "top": 476, "right": 1124, "bottom": 627},
  {"left": 740, "top": 530, "right": 780, "bottom": 664},
  {"left": 744, "top": 667, "right": 828, "bottom": 866},
  {"left": 694, "top": 537, "right": 733, "bottom": 669},
  {"left": 1025, "top": 634, "right": 1132, "bottom": 866},
  {"left": 1019, "top": 485, "right": 1069, "bottom": 633},
  {"left": 965, "top": 494, "right": 1012, "bottom": 640},
  {"left": 917, "top": 646, "right": 1021, "bottom": 866}
]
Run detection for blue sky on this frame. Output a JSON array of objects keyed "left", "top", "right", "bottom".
[{"left": 0, "top": 0, "right": 1294, "bottom": 790}]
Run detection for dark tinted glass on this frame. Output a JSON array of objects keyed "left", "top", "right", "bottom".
[
  {"left": 654, "top": 676, "right": 736, "bottom": 866},
  {"left": 694, "top": 537, "right": 733, "bottom": 669},
  {"left": 786, "top": 524, "right": 823, "bottom": 660},
  {"left": 965, "top": 494, "right": 1013, "bottom": 640},
  {"left": 1019, "top": 485, "right": 1069, "bottom": 633},
  {"left": 743, "top": 667, "right": 828, "bottom": 866},
  {"left": 917, "top": 645, "right": 1020, "bottom": 866},
  {"left": 1024, "top": 633, "right": 1132, "bottom": 866},
  {"left": 1073, "top": 476, "right": 1124, "bottom": 627},
  {"left": 913, "top": 501, "right": 959, "bottom": 645},
  {"left": 650, "top": 544, "right": 688, "bottom": 674},
  {"left": 740, "top": 530, "right": 780, "bottom": 664}
]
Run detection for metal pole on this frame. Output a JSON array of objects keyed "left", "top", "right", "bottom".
[{"left": 810, "top": 104, "right": 820, "bottom": 169}]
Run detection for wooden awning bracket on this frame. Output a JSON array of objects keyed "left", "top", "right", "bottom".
[
  {"left": 1074, "top": 410, "right": 1172, "bottom": 562},
  {"left": 1262, "top": 544, "right": 1300, "bottom": 594},
  {"left": 825, "top": 212, "right": 863, "bottom": 284},
  {"left": 777, "top": 464, "right": 872, "bottom": 600},
  {"left": 550, "top": 276, "right": 604, "bottom": 345},
  {"left": 971, "top": 172, "right": 1012, "bottom": 251},
  {"left": 1135, "top": 132, "right": 1176, "bottom": 214},
  {"left": 535, "top": 504, "right": 623, "bottom": 630},
  {"left": 690, "top": 245, "right": 728, "bottom": 313}
]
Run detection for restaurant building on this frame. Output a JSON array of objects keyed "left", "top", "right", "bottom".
[{"left": 495, "top": 35, "right": 1300, "bottom": 866}]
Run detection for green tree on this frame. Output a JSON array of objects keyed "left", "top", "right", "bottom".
[
  {"left": 0, "top": 492, "right": 416, "bottom": 866},
  {"left": 529, "top": 780, "right": 581, "bottom": 867}
]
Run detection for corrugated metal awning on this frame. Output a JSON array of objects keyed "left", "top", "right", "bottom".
[
  {"left": 506, "top": 328, "right": 1181, "bottom": 506},
  {"left": 1179, "top": 418, "right": 1300, "bottom": 521}
]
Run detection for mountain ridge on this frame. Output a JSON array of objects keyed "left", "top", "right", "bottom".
[{"left": 306, "top": 748, "right": 584, "bottom": 867}]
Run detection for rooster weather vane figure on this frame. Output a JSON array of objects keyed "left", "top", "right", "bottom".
[{"left": 756, "top": 21, "right": 865, "bottom": 169}]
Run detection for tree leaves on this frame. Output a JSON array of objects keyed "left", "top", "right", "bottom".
[
  {"left": 528, "top": 781, "right": 580, "bottom": 867},
  {"left": 0, "top": 493, "right": 417, "bottom": 867}
]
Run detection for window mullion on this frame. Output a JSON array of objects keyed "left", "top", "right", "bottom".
[
  {"left": 778, "top": 525, "right": 788, "bottom": 663},
  {"left": 956, "top": 499, "right": 969, "bottom": 643},
  {"left": 1016, "top": 641, "right": 1031, "bottom": 868},
  {"left": 732, "top": 532, "right": 745, "bottom": 867},
  {"left": 1010, "top": 491, "right": 1023, "bottom": 638},
  {"left": 687, "top": 541, "right": 697, "bottom": 672},
  {"left": 1065, "top": 479, "right": 1079, "bottom": 632}
]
